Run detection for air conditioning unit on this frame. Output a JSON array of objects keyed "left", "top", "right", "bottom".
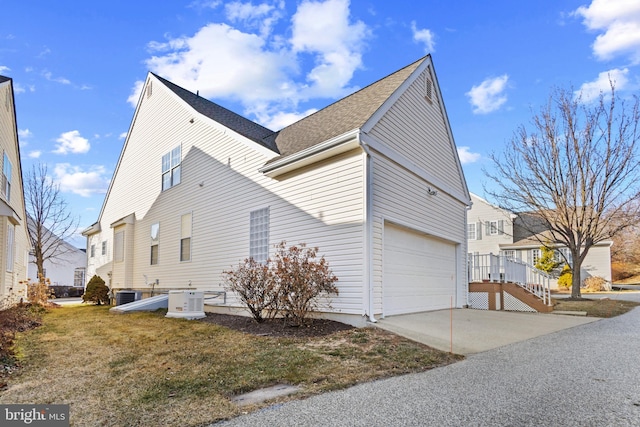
[
  {"left": 116, "top": 290, "right": 142, "bottom": 306},
  {"left": 165, "top": 290, "right": 206, "bottom": 320}
]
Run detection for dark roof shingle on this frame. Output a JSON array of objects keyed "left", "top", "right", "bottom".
[{"left": 153, "top": 73, "right": 279, "bottom": 153}]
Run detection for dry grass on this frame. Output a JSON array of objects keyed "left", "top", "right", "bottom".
[
  {"left": 0, "top": 306, "right": 460, "bottom": 426},
  {"left": 553, "top": 297, "right": 640, "bottom": 318}
]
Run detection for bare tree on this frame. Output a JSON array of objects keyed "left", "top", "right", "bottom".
[
  {"left": 485, "top": 84, "right": 640, "bottom": 298},
  {"left": 25, "top": 164, "right": 79, "bottom": 282}
]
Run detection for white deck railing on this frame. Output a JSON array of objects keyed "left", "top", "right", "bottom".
[{"left": 468, "top": 253, "right": 552, "bottom": 306}]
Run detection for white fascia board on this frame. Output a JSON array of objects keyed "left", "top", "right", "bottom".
[
  {"left": 81, "top": 222, "right": 101, "bottom": 237},
  {"left": 360, "top": 132, "right": 469, "bottom": 205},
  {"left": 260, "top": 129, "right": 361, "bottom": 178}
]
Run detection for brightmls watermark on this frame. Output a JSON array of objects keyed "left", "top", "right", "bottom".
[{"left": 1, "top": 405, "right": 69, "bottom": 426}]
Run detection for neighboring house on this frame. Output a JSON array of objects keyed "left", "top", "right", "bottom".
[
  {"left": 0, "top": 76, "right": 31, "bottom": 309},
  {"left": 467, "top": 193, "right": 612, "bottom": 285},
  {"left": 27, "top": 216, "right": 87, "bottom": 288},
  {"left": 82, "top": 55, "right": 471, "bottom": 326}
]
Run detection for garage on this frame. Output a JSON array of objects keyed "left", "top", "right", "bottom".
[{"left": 383, "top": 223, "right": 457, "bottom": 316}]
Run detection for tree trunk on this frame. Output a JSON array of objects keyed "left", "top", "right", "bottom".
[{"left": 571, "top": 260, "right": 582, "bottom": 299}]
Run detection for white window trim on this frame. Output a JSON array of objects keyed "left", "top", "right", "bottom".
[
  {"left": 467, "top": 223, "right": 476, "bottom": 240},
  {"left": 180, "top": 213, "right": 192, "bottom": 262}
]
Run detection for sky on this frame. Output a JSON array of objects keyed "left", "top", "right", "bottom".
[{"left": 1, "top": 0, "right": 639, "bottom": 247}]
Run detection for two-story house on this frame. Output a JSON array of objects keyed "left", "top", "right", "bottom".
[{"left": 83, "top": 55, "right": 472, "bottom": 326}]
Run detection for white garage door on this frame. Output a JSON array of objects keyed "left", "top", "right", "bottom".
[{"left": 383, "top": 224, "right": 457, "bottom": 316}]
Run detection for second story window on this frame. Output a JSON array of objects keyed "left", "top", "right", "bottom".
[{"left": 162, "top": 145, "right": 181, "bottom": 191}]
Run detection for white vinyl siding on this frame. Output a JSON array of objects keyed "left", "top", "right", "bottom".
[
  {"left": 367, "top": 68, "right": 465, "bottom": 195},
  {"left": 371, "top": 153, "right": 466, "bottom": 315},
  {"left": 467, "top": 194, "right": 513, "bottom": 255}
]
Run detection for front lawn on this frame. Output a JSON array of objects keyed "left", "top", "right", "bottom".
[
  {"left": 553, "top": 297, "right": 640, "bottom": 317},
  {"left": 0, "top": 305, "right": 460, "bottom": 426}
]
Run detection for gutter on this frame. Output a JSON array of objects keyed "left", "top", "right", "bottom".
[
  {"left": 359, "top": 137, "right": 377, "bottom": 323},
  {"left": 260, "top": 129, "right": 360, "bottom": 177}
]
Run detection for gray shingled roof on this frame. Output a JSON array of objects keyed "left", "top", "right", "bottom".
[
  {"left": 271, "top": 56, "right": 427, "bottom": 162},
  {"left": 152, "top": 55, "right": 426, "bottom": 162},
  {"left": 0, "top": 76, "right": 11, "bottom": 84},
  {"left": 152, "top": 73, "right": 279, "bottom": 153}
]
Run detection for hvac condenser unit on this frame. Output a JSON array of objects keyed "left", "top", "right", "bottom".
[
  {"left": 115, "top": 290, "right": 142, "bottom": 306},
  {"left": 165, "top": 290, "right": 206, "bottom": 320}
]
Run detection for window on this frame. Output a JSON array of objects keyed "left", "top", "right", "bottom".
[
  {"left": 180, "top": 213, "right": 191, "bottom": 262},
  {"left": 250, "top": 207, "right": 270, "bottom": 263},
  {"left": 558, "top": 248, "right": 573, "bottom": 267},
  {"left": 2, "top": 152, "right": 12, "bottom": 202},
  {"left": 467, "top": 223, "right": 476, "bottom": 240},
  {"left": 486, "top": 220, "right": 504, "bottom": 236},
  {"left": 114, "top": 231, "right": 124, "bottom": 262},
  {"left": 74, "top": 268, "right": 86, "bottom": 287},
  {"left": 162, "top": 145, "right": 181, "bottom": 191},
  {"left": 6, "top": 223, "right": 14, "bottom": 272},
  {"left": 90, "top": 244, "right": 95, "bottom": 258},
  {"left": 531, "top": 249, "right": 541, "bottom": 265},
  {"left": 101, "top": 241, "right": 107, "bottom": 256},
  {"left": 489, "top": 221, "right": 498, "bottom": 235},
  {"left": 150, "top": 223, "right": 159, "bottom": 265},
  {"left": 502, "top": 250, "right": 516, "bottom": 260}
]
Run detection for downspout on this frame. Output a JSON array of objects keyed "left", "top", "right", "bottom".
[
  {"left": 464, "top": 203, "right": 473, "bottom": 308},
  {"left": 360, "top": 137, "right": 377, "bottom": 323}
]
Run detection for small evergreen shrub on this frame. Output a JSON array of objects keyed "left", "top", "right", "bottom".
[
  {"left": 82, "top": 275, "right": 109, "bottom": 305},
  {"left": 557, "top": 264, "right": 572, "bottom": 289}
]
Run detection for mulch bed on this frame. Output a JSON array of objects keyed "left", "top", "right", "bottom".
[{"left": 199, "top": 313, "right": 354, "bottom": 338}]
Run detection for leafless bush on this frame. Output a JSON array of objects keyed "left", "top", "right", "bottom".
[
  {"left": 582, "top": 276, "right": 610, "bottom": 292},
  {"left": 273, "top": 242, "right": 339, "bottom": 326},
  {"left": 223, "top": 258, "right": 277, "bottom": 323},
  {"left": 223, "top": 242, "right": 339, "bottom": 325}
]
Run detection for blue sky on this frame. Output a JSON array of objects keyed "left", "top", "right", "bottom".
[{"left": 1, "top": 0, "right": 639, "bottom": 246}]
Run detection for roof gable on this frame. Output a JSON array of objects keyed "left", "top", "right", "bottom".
[
  {"left": 271, "top": 57, "right": 427, "bottom": 161},
  {"left": 152, "top": 73, "right": 279, "bottom": 153}
]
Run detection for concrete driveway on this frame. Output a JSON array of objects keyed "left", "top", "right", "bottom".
[{"left": 374, "top": 308, "right": 598, "bottom": 355}]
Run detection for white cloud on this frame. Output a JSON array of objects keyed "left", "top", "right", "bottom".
[
  {"left": 411, "top": 21, "right": 435, "bottom": 53},
  {"left": 457, "top": 146, "right": 481, "bottom": 164},
  {"left": 28, "top": 150, "right": 42, "bottom": 159},
  {"left": 127, "top": 80, "right": 144, "bottom": 107},
  {"left": 225, "top": 1, "right": 284, "bottom": 37},
  {"left": 54, "top": 130, "right": 90, "bottom": 154},
  {"left": 53, "top": 163, "right": 110, "bottom": 197},
  {"left": 119, "top": 132, "right": 128, "bottom": 139},
  {"left": 574, "top": 0, "right": 640, "bottom": 63},
  {"left": 257, "top": 108, "right": 318, "bottom": 130},
  {"left": 466, "top": 75, "right": 509, "bottom": 114},
  {"left": 42, "top": 70, "right": 71, "bottom": 85},
  {"left": 0, "top": 65, "right": 9, "bottom": 74},
  {"left": 576, "top": 68, "right": 629, "bottom": 102},
  {"left": 13, "top": 83, "right": 35, "bottom": 94},
  {"left": 135, "top": 0, "right": 370, "bottom": 126},
  {"left": 291, "top": 0, "right": 369, "bottom": 98},
  {"left": 18, "top": 128, "right": 33, "bottom": 139}
]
